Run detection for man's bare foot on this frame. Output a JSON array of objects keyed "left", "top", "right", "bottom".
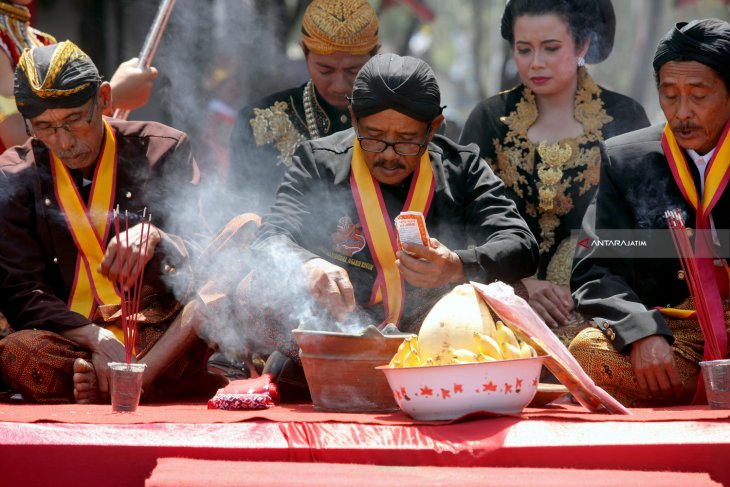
[{"left": 73, "top": 358, "right": 100, "bottom": 404}]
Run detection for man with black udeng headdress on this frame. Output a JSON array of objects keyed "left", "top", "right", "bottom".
[
  {"left": 0, "top": 41, "right": 224, "bottom": 404},
  {"left": 233, "top": 53, "right": 537, "bottom": 397},
  {"left": 570, "top": 19, "right": 730, "bottom": 407},
  {"left": 201, "top": 0, "right": 381, "bottom": 380}
]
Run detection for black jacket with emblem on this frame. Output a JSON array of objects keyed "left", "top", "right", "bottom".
[
  {"left": 571, "top": 124, "right": 730, "bottom": 353},
  {"left": 250, "top": 129, "right": 539, "bottom": 331}
]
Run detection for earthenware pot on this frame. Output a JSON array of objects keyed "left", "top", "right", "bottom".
[{"left": 293, "top": 326, "right": 409, "bottom": 413}]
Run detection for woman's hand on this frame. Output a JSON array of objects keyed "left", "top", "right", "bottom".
[{"left": 521, "top": 277, "right": 575, "bottom": 328}]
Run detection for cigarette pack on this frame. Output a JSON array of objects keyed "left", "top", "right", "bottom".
[{"left": 394, "top": 211, "right": 430, "bottom": 252}]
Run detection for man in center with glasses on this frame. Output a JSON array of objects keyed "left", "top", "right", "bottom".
[{"left": 239, "top": 54, "right": 537, "bottom": 394}]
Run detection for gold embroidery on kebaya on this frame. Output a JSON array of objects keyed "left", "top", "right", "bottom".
[
  {"left": 537, "top": 140, "right": 572, "bottom": 211},
  {"left": 487, "top": 68, "right": 612, "bottom": 256},
  {"left": 546, "top": 236, "right": 579, "bottom": 286},
  {"left": 535, "top": 140, "right": 574, "bottom": 253},
  {"left": 249, "top": 100, "right": 306, "bottom": 167}
]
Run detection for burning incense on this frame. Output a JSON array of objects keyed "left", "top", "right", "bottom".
[
  {"left": 113, "top": 206, "right": 153, "bottom": 364},
  {"left": 665, "top": 209, "right": 722, "bottom": 359}
]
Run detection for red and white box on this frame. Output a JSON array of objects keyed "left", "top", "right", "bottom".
[{"left": 394, "top": 211, "right": 430, "bottom": 253}]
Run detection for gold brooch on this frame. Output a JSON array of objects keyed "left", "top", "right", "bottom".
[{"left": 536, "top": 141, "right": 572, "bottom": 211}]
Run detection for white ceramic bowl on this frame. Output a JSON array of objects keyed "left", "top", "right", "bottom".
[{"left": 378, "top": 356, "right": 545, "bottom": 420}]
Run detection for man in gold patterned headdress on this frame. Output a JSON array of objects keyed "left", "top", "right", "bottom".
[
  {"left": 0, "top": 41, "right": 225, "bottom": 404},
  {"left": 205, "top": 0, "right": 379, "bottom": 381},
  {"left": 227, "top": 0, "right": 380, "bottom": 217}
]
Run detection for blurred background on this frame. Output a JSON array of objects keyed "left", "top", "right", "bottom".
[{"left": 31, "top": 0, "right": 730, "bottom": 166}]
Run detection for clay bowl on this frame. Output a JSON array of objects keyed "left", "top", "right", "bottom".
[
  {"left": 378, "top": 356, "right": 545, "bottom": 420},
  {"left": 293, "top": 326, "right": 413, "bottom": 413}
]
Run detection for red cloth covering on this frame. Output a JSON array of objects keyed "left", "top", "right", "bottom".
[
  {"left": 0, "top": 402, "right": 729, "bottom": 425},
  {"left": 207, "top": 373, "right": 279, "bottom": 410},
  {"left": 146, "top": 459, "right": 721, "bottom": 487},
  {"left": 1, "top": 408, "right": 729, "bottom": 486}
]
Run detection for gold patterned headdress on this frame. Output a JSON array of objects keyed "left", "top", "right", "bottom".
[
  {"left": 301, "top": 0, "right": 379, "bottom": 55},
  {"left": 15, "top": 40, "right": 101, "bottom": 118}
]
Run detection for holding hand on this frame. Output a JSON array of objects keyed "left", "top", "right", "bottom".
[
  {"left": 99, "top": 222, "right": 161, "bottom": 289},
  {"left": 108, "top": 58, "right": 159, "bottom": 114},
  {"left": 521, "top": 277, "right": 575, "bottom": 328},
  {"left": 303, "top": 258, "right": 356, "bottom": 322},
  {"left": 61, "top": 324, "right": 126, "bottom": 400},
  {"left": 396, "top": 238, "right": 464, "bottom": 288},
  {"left": 630, "top": 335, "right": 682, "bottom": 401}
]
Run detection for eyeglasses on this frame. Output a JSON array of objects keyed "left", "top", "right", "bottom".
[
  {"left": 27, "top": 96, "right": 97, "bottom": 138},
  {"left": 355, "top": 122, "right": 431, "bottom": 156}
]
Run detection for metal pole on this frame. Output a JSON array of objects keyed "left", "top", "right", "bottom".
[{"left": 113, "top": 0, "right": 177, "bottom": 120}]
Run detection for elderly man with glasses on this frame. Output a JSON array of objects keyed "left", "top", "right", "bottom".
[
  {"left": 0, "top": 41, "right": 226, "bottom": 404},
  {"left": 222, "top": 54, "right": 538, "bottom": 399}
]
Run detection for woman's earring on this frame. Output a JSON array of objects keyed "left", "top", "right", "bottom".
[{"left": 577, "top": 56, "right": 586, "bottom": 67}]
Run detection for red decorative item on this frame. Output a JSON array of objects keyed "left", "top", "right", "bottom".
[
  {"left": 665, "top": 209, "right": 723, "bottom": 360},
  {"left": 208, "top": 373, "right": 280, "bottom": 410}
]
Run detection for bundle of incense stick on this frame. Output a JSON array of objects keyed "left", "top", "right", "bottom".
[
  {"left": 664, "top": 209, "right": 722, "bottom": 359},
  {"left": 113, "top": 206, "right": 153, "bottom": 364}
]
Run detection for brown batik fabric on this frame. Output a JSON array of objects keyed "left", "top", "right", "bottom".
[
  {"left": 0, "top": 291, "right": 209, "bottom": 403},
  {"left": 569, "top": 299, "right": 730, "bottom": 407},
  {"left": 0, "top": 330, "right": 89, "bottom": 403}
]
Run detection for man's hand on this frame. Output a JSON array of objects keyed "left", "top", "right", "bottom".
[
  {"left": 630, "top": 335, "right": 682, "bottom": 400},
  {"left": 107, "top": 58, "right": 158, "bottom": 114},
  {"left": 396, "top": 238, "right": 464, "bottom": 288},
  {"left": 303, "top": 258, "right": 356, "bottom": 322},
  {"left": 99, "top": 223, "right": 161, "bottom": 289},
  {"left": 521, "top": 277, "right": 575, "bottom": 328},
  {"left": 61, "top": 324, "right": 126, "bottom": 398}
]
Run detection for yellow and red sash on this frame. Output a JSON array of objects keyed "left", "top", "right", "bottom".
[
  {"left": 350, "top": 139, "right": 435, "bottom": 326},
  {"left": 661, "top": 120, "right": 730, "bottom": 401},
  {"left": 51, "top": 120, "right": 121, "bottom": 323}
]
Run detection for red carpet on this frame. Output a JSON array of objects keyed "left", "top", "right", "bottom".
[
  {"left": 0, "top": 402, "right": 728, "bottom": 486},
  {"left": 147, "top": 459, "right": 720, "bottom": 487}
]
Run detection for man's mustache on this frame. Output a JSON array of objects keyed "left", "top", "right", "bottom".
[
  {"left": 374, "top": 158, "right": 406, "bottom": 170},
  {"left": 59, "top": 152, "right": 83, "bottom": 160},
  {"left": 672, "top": 121, "right": 702, "bottom": 132}
]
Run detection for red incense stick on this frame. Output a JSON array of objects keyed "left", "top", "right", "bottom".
[
  {"left": 112, "top": 207, "right": 153, "bottom": 365},
  {"left": 665, "top": 209, "right": 722, "bottom": 358}
]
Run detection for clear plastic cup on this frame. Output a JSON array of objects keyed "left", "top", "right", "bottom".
[
  {"left": 108, "top": 362, "right": 146, "bottom": 412},
  {"left": 699, "top": 359, "right": 730, "bottom": 410}
]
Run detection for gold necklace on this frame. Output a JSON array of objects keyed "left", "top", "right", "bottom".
[
  {"left": 536, "top": 141, "right": 572, "bottom": 211},
  {"left": 303, "top": 80, "right": 321, "bottom": 139}
]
